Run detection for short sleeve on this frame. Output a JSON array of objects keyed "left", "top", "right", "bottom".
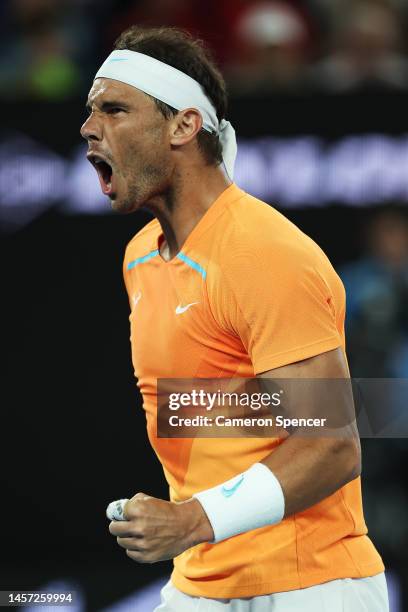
[{"left": 209, "top": 237, "right": 344, "bottom": 374}]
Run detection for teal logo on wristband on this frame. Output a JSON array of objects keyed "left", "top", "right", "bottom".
[{"left": 221, "top": 474, "right": 244, "bottom": 498}]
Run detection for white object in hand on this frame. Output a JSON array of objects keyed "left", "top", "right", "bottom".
[{"left": 106, "top": 498, "right": 129, "bottom": 521}]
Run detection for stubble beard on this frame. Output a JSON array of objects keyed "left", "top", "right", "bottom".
[
  {"left": 110, "top": 178, "right": 143, "bottom": 214},
  {"left": 113, "top": 156, "right": 171, "bottom": 215}
]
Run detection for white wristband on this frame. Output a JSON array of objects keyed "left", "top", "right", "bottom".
[{"left": 193, "top": 463, "right": 285, "bottom": 543}]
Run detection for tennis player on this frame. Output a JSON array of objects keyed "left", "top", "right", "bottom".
[{"left": 81, "top": 26, "right": 389, "bottom": 611}]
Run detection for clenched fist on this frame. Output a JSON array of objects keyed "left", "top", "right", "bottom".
[{"left": 107, "top": 492, "right": 214, "bottom": 563}]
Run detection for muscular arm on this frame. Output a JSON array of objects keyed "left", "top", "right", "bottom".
[
  {"left": 189, "top": 346, "right": 360, "bottom": 539},
  {"left": 258, "top": 347, "right": 361, "bottom": 517}
]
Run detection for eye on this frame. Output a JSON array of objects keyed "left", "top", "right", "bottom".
[{"left": 108, "top": 107, "right": 124, "bottom": 115}]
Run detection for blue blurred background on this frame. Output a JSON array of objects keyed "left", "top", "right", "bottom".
[{"left": 1, "top": 0, "right": 408, "bottom": 610}]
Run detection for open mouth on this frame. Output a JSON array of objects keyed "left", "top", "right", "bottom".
[{"left": 88, "top": 154, "right": 114, "bottom": 196}]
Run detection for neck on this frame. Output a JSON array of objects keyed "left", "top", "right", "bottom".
[{"left": 145, "top": 164, "right": 231, "bottom": 260}]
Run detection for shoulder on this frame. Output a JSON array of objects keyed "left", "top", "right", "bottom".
[{"left": 209, "top": 189, "right": 332, "bottom": 276}]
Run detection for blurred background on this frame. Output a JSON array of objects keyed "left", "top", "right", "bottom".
[{"left": 1, "top": 0, "right": 408, "bottom": 610}]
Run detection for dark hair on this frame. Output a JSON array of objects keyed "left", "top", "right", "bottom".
[{"left": 114, "top": 26, "right": 227, "bottom": 166}]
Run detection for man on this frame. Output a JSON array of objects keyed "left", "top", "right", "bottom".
[{"left": 81, "top": 26, "right": 388, "bottom": 611}]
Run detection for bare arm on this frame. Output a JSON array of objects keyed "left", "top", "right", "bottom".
[
  {"left": 258, "top": 347, "right": 361, "bottom": 517},
  {"left": 189, "top": 346, "right": 360, "bottom": 537}
]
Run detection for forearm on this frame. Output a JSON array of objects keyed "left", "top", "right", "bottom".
[
  {"left": 261, "top": 435, "right": 361, "bottom": 517},
  {"left": 190, "top": 432, "right": 361, "bottom": 545}
]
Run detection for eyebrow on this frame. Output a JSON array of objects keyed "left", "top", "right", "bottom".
[{"left": 85, "top": 100, "right": 131, "bottom": 113}]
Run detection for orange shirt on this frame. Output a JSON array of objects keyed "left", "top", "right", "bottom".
[{"left": 123, "top": 184, "right": 384, "bottom": 598}]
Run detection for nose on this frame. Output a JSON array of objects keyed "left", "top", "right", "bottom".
[{"left": 80, "top": 113, "right": 102, "bottom": 142}]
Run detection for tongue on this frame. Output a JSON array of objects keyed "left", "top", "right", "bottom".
[
  {"left": 99, "top": 173, "right": 112, "bottom": 195},
  {"left": 97, "top": 165, "right": 114, "bottom": 196}
]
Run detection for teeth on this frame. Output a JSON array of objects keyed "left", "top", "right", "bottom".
[{"left": 89, "top": 156, "right": 105, "bottom": 166}]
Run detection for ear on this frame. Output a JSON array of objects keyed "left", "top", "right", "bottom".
[{"left": 169, "top": 108, "right": 203, "bottom": 147}]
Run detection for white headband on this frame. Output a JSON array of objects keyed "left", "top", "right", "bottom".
[{"left": 94, "top": 50, "right": 237, "bottom": 179}]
